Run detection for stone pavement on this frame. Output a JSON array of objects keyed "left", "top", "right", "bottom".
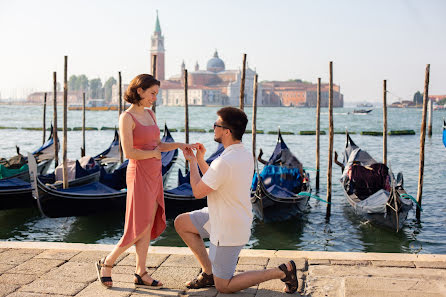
[{"left": 0, "top": 242, "right": 445, "bottom": 297}]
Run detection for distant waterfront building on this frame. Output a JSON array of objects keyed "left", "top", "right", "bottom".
[
  {"left": 429, "top": 95, "right": 446, "bottom": 102},
  {"left": 261, "top": 81, "right": 344, "bottom": 107},
  {"left": 27, "top": 91, "right": 83, "bottom": 104}
]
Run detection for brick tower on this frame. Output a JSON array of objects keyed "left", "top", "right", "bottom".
[{"left": 151, "top": 11, "right": 165, "bottom": 80}]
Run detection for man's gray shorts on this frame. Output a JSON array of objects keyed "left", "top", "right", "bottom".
[{"left": 189, "top": 207, "right": 244, "bottom": 280}]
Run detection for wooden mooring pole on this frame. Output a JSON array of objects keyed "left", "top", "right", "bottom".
[
  {"left": 416, "top": 64, "right": 430, "bottom": 221},
  {"left": 53, "top": 72, "right": 59, "bottom": 167},
  {"left": 252, "top": 74, "right": 258, "bottom": 159},
  {"left": 81, "top": 92, "right": 86, "bottom": 157},
  {"left": 62, "top": 56, "right": 68, "bottom": 189},
  {"left": 118, "top": 71, "right": 124, "bottom": 163},
  {"left": 316, "top": 78, "right": 321, "bottom": 190},
  {"left": 152, "top": 54, "right": 157, "bottom": 113},
  {"left": 326, "top": 62, "right": 334, "bottom": 219},
  {"left": 428, "top": 98, "right": 433, "bottom": 137},
  {"left": 239, "top": 54, "right": 246, "bottom": 110},
  {"left": 184, "top": 69, "right": 189, "bottom": 172},
  {"left": 42, "top": 93, "right": 47, "bottom": 144},
  {"left": 383, "top": 80, "right": 387, "bottom": 165}
]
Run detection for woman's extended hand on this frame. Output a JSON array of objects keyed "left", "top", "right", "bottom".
[
  {"left": 182, "top": 147, "right": 197, "bottom": 162},
  {"left": 152, "top": 147, "right": 162, "bottom": 160}
]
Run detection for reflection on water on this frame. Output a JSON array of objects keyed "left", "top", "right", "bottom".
[{"left": 1, "top": 106, "right": 446, "bottom": 254}]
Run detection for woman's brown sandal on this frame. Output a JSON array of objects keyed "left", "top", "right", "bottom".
[
  {"left": 278, "top": 260, "right": 298, "bottom": 294},
  {"left": 95, "top": 257, "right": 115, "bottom": 289},
  {"left": 186, "top": 272, "right": 214, "bottom": 289},
  {"left": 134, "top": 271, "right": 163, "bottom": 289}
]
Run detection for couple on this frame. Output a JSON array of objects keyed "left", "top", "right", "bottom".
[{"left": 95, "top": 74, "right": 298, "bottom": 294}]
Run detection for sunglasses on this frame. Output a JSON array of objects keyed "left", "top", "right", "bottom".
[{"left": 213, "top": 122, "right": 231, "bottom": 132}]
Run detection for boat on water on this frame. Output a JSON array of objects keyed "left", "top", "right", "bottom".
[
  {"left": 29, "top": 125, "right": 178, "bottom": 218},
  {"left": 352, "top": 109, "right": 373, "bottom": 114},
  {"left": 251, "top": 130, "right": 311, "bottom": 223},
  {"left": 443, "top": 119, "right": 446, "bottom": 148},
  {"left": 340, "top": 133, "right": 413, "bottom": 232},
  {"left": 0, "top": 130, "right": 56, "bottom": 209}
]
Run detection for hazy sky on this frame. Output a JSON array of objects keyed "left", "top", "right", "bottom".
[{"left": 0, "top": 0, "right": 445, "bottom": 102}]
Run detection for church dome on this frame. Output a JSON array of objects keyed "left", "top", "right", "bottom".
[{"left": 206, "top": 50, "right": 225, "bottom": 73}]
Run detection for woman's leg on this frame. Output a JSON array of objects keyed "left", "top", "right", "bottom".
[
  {"left": 134, "top": 203, "right": 162, "bottom": 284},
  {"left": 100, "top": 203, "right": 159, "bottom": 286}
]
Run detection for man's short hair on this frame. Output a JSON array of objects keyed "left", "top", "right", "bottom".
[{"left": 217, "top": 107, "right": 248, "bottom": 141}]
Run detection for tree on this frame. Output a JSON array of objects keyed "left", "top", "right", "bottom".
[
  {"left": 78, "top": 75, "right": 89, "bottom": 91},
  {"left": 104, "top": 77, "right": 117, "bottom": 102},
  {"left": 68, "top": 75, "right": 78, "bottom": 91},
  {"left": 89, "top": 78, "right": 103, "bottom": 99},
  {"left": 413, "top": 91, "right": 423, "bottom": 105}
]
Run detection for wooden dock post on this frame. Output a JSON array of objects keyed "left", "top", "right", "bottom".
[
  {"left": 184, "top": 69, "right": 189, "bottom": 172},
  {"left": 239, "top": 54, "right": 246, "bottom": 110},
  {"left": 62, "top": 56, "right": 68, "bottom": 189},
  {"left": 416, "top": 64, "right": 430, "bottom": 221},
  {"left": 383, "top": 80, "right": 387, "bottom": 165},
  {"left": 152, "top": 55, "right": 157, "bottom": 113},
  {"left": 326, "top": 62, "right": 334, "bottom": 219},
  {"left": 81, "top": 92, "right": 86, "bottom": 157},
  {"left": 118, "top": 71, "right": 124, "bottom": 163},
  {"left": 428, "top": 98, "right": 433, "bottom": 137},
  {"left": 53, "top": 72, "right": 59, "bottom": 167},
  {"left": 42, "top": 93, "right": 47, "bottom": 144},
  {"left": 316, "top": 78, "right": 321, "bottom": 190},
  {"left": 252, "top": 74, "right": 258, "bottom": 159}
]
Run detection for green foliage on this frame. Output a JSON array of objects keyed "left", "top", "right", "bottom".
[
  {"left": 413, "top": 91, "right": 423, "bottom": 105},
  {"left": 89, "top": 78, "right": 103, "bottom": 99},
  {"left": 104, "top": 77, "right": 117, "bottom": 102}
]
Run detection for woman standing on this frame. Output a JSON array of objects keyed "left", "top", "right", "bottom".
[{"left": 95, "top": 74, "right": 195, "bottom": 289}]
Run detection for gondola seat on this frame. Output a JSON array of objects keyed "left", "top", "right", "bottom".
[{"left": 252, "top": 165, "right": 301, "bottom": 193}]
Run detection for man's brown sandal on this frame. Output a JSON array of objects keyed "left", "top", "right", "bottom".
[
  {"left": 95, "top": 257, "right": 115, "bottom": 289},
  {"left": 278, "top": 260, "right": 298, "bottom": 294},
  {"left": 134, "top": 271, "right": 163, "bottom": 289},
  {"left": 186, "top": 272, "right": 214, "bottom": 289}
]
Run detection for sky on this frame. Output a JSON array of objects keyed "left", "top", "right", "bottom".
[{"left": 0, "top": 0, "right": 445, "bottom": 103}]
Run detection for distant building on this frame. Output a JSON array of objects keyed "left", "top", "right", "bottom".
[
  {"left": 27, "top": 91, "right": 83, "bottom": 104},
  {"left": 261, "top": 81, "right": 344, "bottom": 107},
  {"left": 429, "top": 95, "right": 446, "bottom": 102}
]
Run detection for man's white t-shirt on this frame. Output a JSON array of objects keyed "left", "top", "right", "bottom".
[{"left": 201, "top": 143, "right": 254, "bottom": 246}]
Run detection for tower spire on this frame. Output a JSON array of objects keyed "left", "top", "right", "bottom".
[
  {"left": 151, "top": 10, "right": 165, "bottom": 80},
  {"left": 154, "top": 10, "right": 161, "bottom": 33}
]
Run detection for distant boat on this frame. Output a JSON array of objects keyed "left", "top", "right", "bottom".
[
  {"left": 352, "top": 109, "right": 373, "bottom": 114},
  {"left": 443, "top": 119, "right": 446, "bottom": 148},
  {"left": 357, "top": 103, "right": 373, "bottom": 107}
]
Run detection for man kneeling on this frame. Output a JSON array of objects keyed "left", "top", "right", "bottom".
[{"left": 175, "top": 107, "right": 298, "bottom": 294}]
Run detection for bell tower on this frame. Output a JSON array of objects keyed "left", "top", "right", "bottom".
[{"left": 151, "top": 11, "right": 165, "bottom": 80}]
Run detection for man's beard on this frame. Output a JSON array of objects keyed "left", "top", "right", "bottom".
[{"left": 214, "top": 136, "right": 222, "bottom": 143}]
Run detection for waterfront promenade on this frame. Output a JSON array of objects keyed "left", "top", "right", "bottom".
[{"left": 0, "top": 242, "right": 445, "bottom": 296}]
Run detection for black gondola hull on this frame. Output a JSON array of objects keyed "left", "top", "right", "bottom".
[
  {"left": 163, "top": 194, "right": 208, "bottom": 219},
  {"left": 252, "top": 195, "right": 309, "bottom": 223}
]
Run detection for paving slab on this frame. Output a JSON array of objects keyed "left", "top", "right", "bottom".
[
  {"left": 18, "top": 279, "right": 88, "bottom": 295},
  {"left": 415, "top": 261, "right": 446, "bottom": 269},
  {"left": 150, "top": 266, "right": 201, "bottom": 289},
  {"left": 69, "top": 250, "right": 128, "bottom": 264},
  {"left": 0, "top": 283, "right": 20, "bottom": 297},
  {"left": 0, "top": 264, "right": 15, "bottom": 274},
  {"left": 372, "top": 260, "right": 415, "bottom": 268},
  {"left": 184, "top": 287, "right": 218, "bottom": 297},
  {"left": 39, "top": 261, "right": 97, "bottom": 283},
  {"left": 304, "top": 275, "right": 343, "bottom": 297},
  {"left": 119, "top": 253, "right": 169, "bottom": 268},
  {"left": 7, "top": 258, "right": 65, "bottom": 276},
  {"left": 5, "top": 292, "right": 67, "bottom": 297},
  {"left": 235, "top": 264, "right": 265, "bottom": 272},
  {"left": 0, "top": 251, "right": 38, "bottom": 266},
  {"left": 0, "top": 273, "right": 38, "bottom": 285},
  {"left": 130, "top": 287, "right": 185, "bottom": 296},
  {"left": 34, "top": 249, "right": 80, "bottom": 261},
  {"left": 237, "top": 257, "right": 268, "bottom": 266},
  {"left": 160, "top": 255, "right": 201, "bottom": 268},
  {"left": 75, "top": 281, "right": 134, "bottom": 297},
  {"left": 330, "top": 259, "right": 370, "bottom": 266}
]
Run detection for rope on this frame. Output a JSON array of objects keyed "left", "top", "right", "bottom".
[
  {"left": 298, "top": 192, "right": 331, "bottom": 204},
  {"left": 400, "top": 194, "right": 423, "bottom": 211}
]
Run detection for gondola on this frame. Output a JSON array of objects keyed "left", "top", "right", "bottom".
[
  {"left": 340, "top": 132, "right": 413, "bottom": 232},
  {"left": 29, "top": 124, "right": 179, "bottom": 218},
  {"left": 94, "top": 128, "right": 120, "bottom": 173},
  {"left": 442, "top": 118, "right": 446, "bottom": 148},
  {"left": 352, "top": 109, "right": 372, "bottom": 114},
  {"left": 251, "top": 130, "right": 311, "bottom": 222},
  {"left": 163, "top": 143, "right": 224, "bottom": 218},
  {"left": 0, "top": 130, "right": 56, "bottom": 208}
]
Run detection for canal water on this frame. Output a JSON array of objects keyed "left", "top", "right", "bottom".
[{"left": 1, "top": 105, "right": 445, "bottom": 254}]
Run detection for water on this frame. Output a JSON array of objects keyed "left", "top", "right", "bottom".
[{"left": 1, "top": 105, "right": 445, "bottom": 254}]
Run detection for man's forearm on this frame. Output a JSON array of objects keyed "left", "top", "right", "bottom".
[
  {"left": 197, "top": 157, "right": 209, "bottom": 174},
  {"left": 189, "top": 160, "right": 204, "bottom": 199}
]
